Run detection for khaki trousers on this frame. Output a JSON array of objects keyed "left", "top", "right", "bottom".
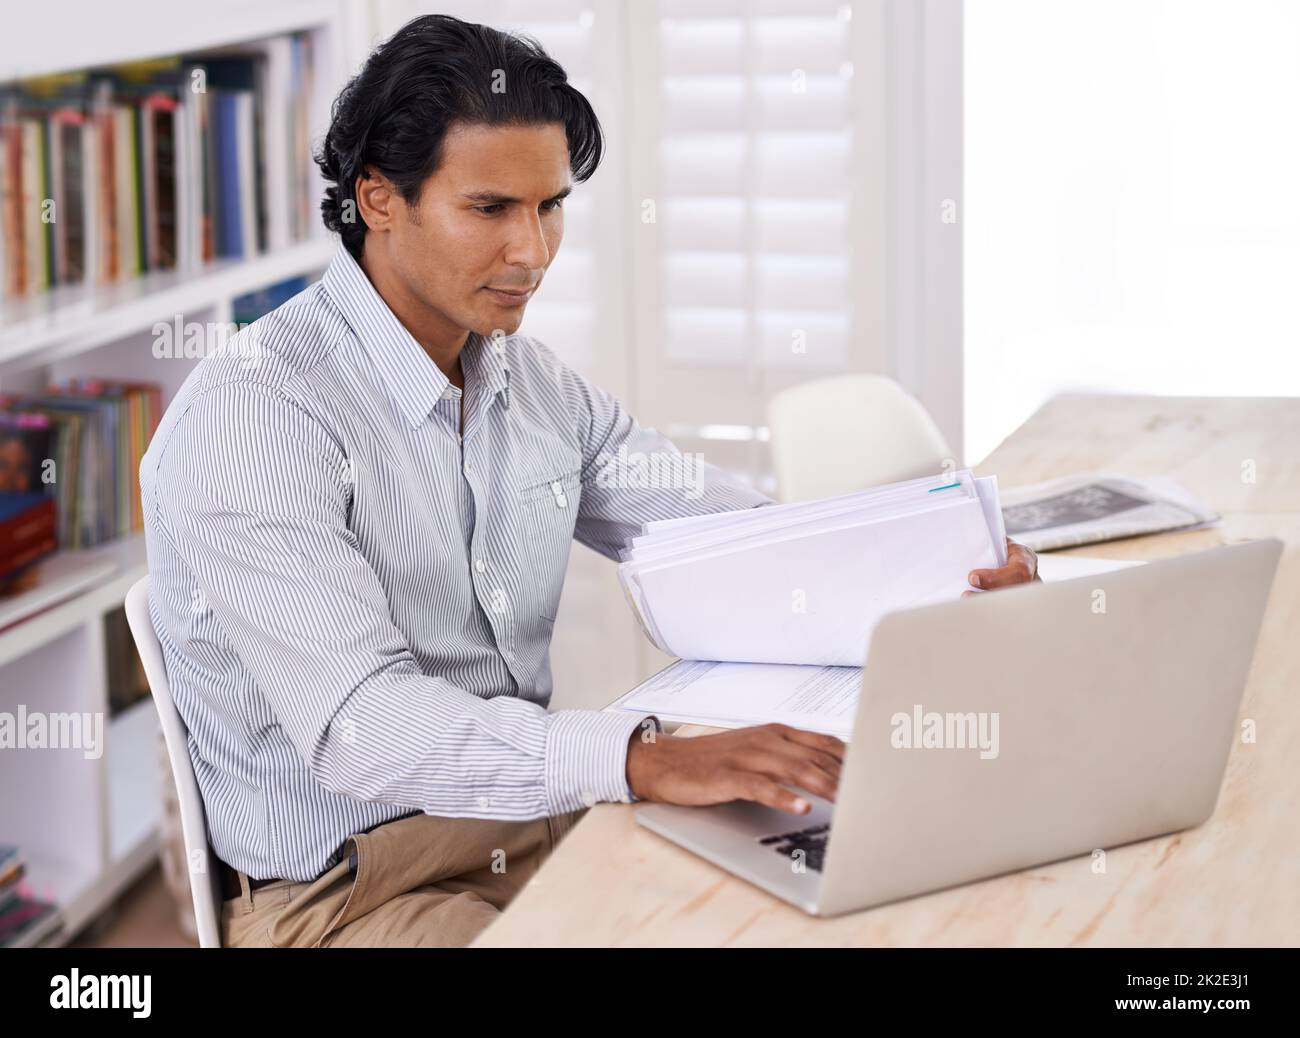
[{"left": 221, "top": 808, "right": 586, "bottom": 948}]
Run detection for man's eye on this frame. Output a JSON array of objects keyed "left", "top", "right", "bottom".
[
  {"left": 540, "top": 198, "right": 564, "bottom": 212},
  {"left": 474, "top": 204, "right": 505, "bottom": 216}
]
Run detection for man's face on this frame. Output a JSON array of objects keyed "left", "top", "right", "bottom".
[{"left": 381, "top": 121, "right": 572, "bottom": 339}]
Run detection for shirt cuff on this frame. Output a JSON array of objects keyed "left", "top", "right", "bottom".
[{"left": 545, "top": 709, "right": 661, "bottom": 814}]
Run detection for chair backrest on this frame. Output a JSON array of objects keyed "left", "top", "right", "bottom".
[
  {"left": 124, "top": 576, "right": 222, "bottom": 948},
  {"left": 766, "top": 374, "right": 955, "bottom": 502}
]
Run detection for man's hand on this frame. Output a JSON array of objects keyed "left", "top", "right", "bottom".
[
  {"left": 965, "top": 537, "right": 1040, "bottom": 595},
  {"left": 626, "top": 723, "right": 845, "bottom": 816}
]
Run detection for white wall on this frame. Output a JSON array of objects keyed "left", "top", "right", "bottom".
[{"left": 965, "top": 0, "right": 1300, "bottom": 465}]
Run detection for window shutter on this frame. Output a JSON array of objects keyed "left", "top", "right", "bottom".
[{"left": 626, "top": 0, "right": 873, "bottom": 490}]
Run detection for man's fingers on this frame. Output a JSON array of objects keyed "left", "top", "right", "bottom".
[
  {"left": 968, "top": 563, "right": 1031, "bottom": 590},
  {"left": 769, "top": 724, "right": 847, "bottom": 761},
  {"left": 969, "top": 539, "right": 1038, "bottom": 590},
  {"left": 798, "top": 747, "right": 844, "bottom": 780},
  {"left": 786, "top": 760, "right": 838, "bottom": 801},
  {"left": 736, "top": 750, "right": 840, "bottom": 801},
  {"left": 1007, "top": 540, "right": 1038, "bottom": 578},
  {"left": 738, "top": 775, "right": 814, "bottom": 815}
]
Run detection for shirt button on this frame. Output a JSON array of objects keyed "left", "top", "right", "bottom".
[
  {"left": 475, "top": 559, "right": 486, "bottom": 573},
  {"left": 551, "top": 481, "right": 562, "bottom": 493},
  {"left": 464, "top": 463, "right": 473, "bottom": 474}
]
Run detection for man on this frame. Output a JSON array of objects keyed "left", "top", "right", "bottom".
[{"left": 140, "top": 14, "right": 1037, "bottom": 948}]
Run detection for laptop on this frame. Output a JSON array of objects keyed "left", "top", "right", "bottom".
[{"left": 635, "top": 539, "right": 1282, "bottom": 917}]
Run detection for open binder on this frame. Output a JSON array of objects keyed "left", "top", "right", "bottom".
[
  {"left": 609, "top": 470, "right": 1007, "bottom": 737},
  {"left": 618, "top": 469, "right": 1007, "bottom": 668}
]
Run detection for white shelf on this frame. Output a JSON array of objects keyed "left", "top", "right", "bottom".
[
  {"left": 0, "top": 533, "right": 146, "bottom": 668},
  {"left": 0, "top": 237, "right": 336, "bottom": 373},
  {"left": 0, "top": 549, "right": 118, "bottom": 635},
  {"left": 0, "top": 0, "right": 338, "bottom": 82}
]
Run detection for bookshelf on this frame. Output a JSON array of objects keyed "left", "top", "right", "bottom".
[
  {"left": 0, "top": 237, "right": 335, "bottom": 367},
  {"left": 0, "top": 0, "right": 360, "bottom": 946}
]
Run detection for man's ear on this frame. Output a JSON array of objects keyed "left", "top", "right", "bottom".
[{"left": 355, "top": 166, "right": 395, "bottom": 234}]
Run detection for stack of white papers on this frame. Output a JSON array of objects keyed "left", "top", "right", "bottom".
[
  {"left": 610, "top": 660, "right": 865, "bottom": 739},
  {"left": 617, "top": 469, "right": 1008, "bottom": 669},
  {"left": 609, "top": 550, "right": 1145, "bottom": 740}
]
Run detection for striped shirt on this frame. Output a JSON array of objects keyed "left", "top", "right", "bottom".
[{"left": 140, "top": 243, "right": 773, "bottom": 882}]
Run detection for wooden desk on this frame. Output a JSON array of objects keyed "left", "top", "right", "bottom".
[{"left": 474, "top": 396, "right": 1300, "bottom": 946}]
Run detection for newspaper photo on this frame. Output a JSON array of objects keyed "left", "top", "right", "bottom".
[{"left": 999, "top": 474, "right": 1219, "bottom": 552}]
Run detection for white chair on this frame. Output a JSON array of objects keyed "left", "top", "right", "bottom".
[
  {"left": 766, "top": 374, "right": 955, "bottom": 502},
  {"left": 124, "top": 576, "right": 223, "bottom": 948}
]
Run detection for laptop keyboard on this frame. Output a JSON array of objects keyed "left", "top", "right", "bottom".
[{"left": 759, "top": 823, "right": 831, "bottom": 872}]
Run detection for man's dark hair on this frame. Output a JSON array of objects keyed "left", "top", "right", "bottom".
[{"left": 316, "top": 14, "right": 604, "bottom": 258}]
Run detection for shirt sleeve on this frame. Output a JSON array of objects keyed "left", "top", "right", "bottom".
[
  {"left": 561, "top": 364, "right": 777, "bottom": 561},
  {"left": 147, "top": 377, "right": 650, "bottom": 818}
]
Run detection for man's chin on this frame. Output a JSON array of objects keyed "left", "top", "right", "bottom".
[{"left": 471, "top": 311, "right": 526, "bottom": 339}]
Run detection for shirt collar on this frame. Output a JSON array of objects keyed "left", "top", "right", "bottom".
[{"left": 322, "top": 244, "right": 512, "bottom": 429}]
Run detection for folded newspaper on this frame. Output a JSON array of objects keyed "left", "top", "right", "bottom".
[{"left": 998, "top": 474, "right": 1218, "bottom": 552}]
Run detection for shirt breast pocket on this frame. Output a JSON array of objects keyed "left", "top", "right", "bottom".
[
  {"left": 519, "top": 466, "right": 582, "bottom": 512},
  {"left": 516, "top": 465, "right": 583, "bottom": 622}
]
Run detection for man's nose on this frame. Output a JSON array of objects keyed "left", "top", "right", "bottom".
[{"left": 504, "top": 210, "right": 551, "bottom": 272}]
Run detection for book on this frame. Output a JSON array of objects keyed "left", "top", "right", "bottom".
[
  {"left": 0, "top": 32, "right": 317, "bottom": 297},
  {"left": 0, "top": 894, "right": 61, "bottom": 947},
  {"left": 0, "top": 494, "right": 57, "bottom": 582},
  {"left": 20, "top": 118, "right": 48, "bottom": 292},
  {"left": 48, "top": 109, "right": 91, "bottom": 285},
  {"left": 114, "top": 103, "right": 140, "bottom": 277},
  {"left": 235, "top": 91, "right": 257, "bottom": 259},
  {"left": 0, "top": 414, "right": 52, "bottom": 493},
  {"left": 1, "top": 104, "right": 22, "bottom": 296},
  {"left": 0, "top": 845, "right": 23, "bottom": 890},
  {"left": 232, "top": 275, "right": 308, "bottom": 325},
  {"left": 89, "top": 79, "right": 117, "bottom": 282},
  {"left": 145, "top": 96, "right": 178, "bottom": 270},
  {"left": 212, "top": 90, "right": 241, "bottom": 257},
  {"left": 1, "top": 380, "right": 160, "bottom": 551}
]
